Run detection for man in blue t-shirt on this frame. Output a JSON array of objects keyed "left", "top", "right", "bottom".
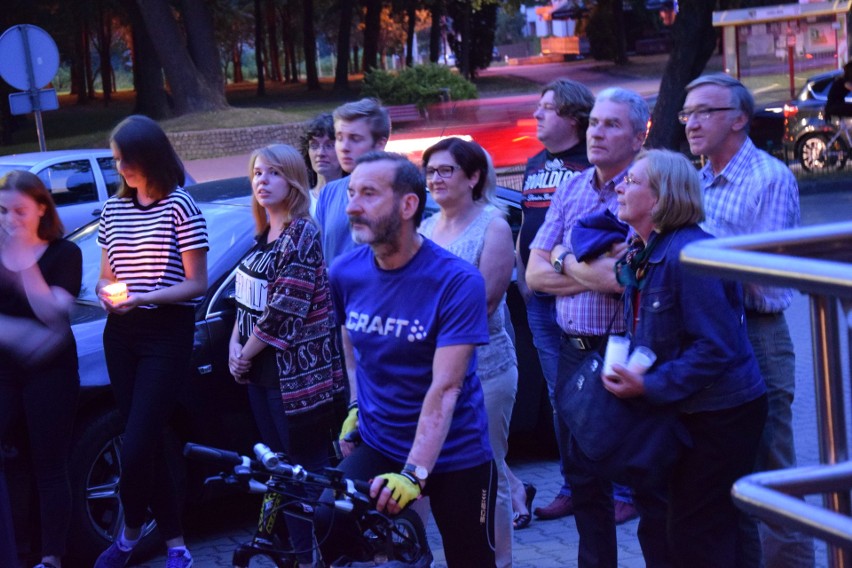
[
  {"left": 315, "top": 98, "right": 389, "bottom": 266},
  {"left": 318, "top": 151, "right": 497, "bottom": 567}
]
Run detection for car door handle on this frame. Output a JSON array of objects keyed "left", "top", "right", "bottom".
[{"left": 92, "top": 208, "right": 102, "bottom": 216}]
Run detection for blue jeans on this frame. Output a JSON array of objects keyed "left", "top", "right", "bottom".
[
  {"left": 526, "top": 293, "right": 571, "bottom": 496},
  {"left": 248, "top": 384, "right": 331, "bottom": 564},
  {"left": 746, "top": 312, "right": 814, "bottom": 567}
]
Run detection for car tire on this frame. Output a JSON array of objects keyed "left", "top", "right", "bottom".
[
  {"left": 67, "top": 409, "right": 161, "bottom": 563},
  {"left": 798, "top": 134, "right": 847, "bottom": 171}
]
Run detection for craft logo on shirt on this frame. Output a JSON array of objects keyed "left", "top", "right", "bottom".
[{"left": 346, "top": 311, "right": 426, "bottom": 342}]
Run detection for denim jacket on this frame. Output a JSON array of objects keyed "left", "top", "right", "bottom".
[{"left": 625, "top": 224, "right": 765, "bottom": 414}]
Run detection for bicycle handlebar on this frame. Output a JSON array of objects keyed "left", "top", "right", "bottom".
[{"left": 183, "top": 442, "right": 373, "bottom": 498}]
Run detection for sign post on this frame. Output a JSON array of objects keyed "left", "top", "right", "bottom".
[{"left": 0, "top": 24, "right": 60, "bottom": 151}]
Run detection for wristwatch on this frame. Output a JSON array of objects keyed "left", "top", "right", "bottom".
[
  {"left": 403, "top": 463, "right": 429, "bottom": 487},
  {"left": 552, "top": 250, "right": 570, "bottom": 273}
]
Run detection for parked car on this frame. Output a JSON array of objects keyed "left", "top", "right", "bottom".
[
  {"left": 6, "top": 176, "right": 551, "bottom": 564},
  {"left": 0, "top": 150, "right": 196, "bottom": 234},
  {"left": 781, "top": 70, "right": 852, "bottom": 170}
]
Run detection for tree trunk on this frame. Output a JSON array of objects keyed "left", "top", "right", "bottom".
[
  {"left": 334, "top": 0, "right": 353, "bottom": 93},
  {"left": 96, "top": 0, "right": 113, "bottom": 104},
  {"left": 135, "top": 0, "right": 228, "bottom": 114},
  {"left": 72, "top": 9, "right": 91, "bottom": 103},
  {"left": 406, "top": 2, "right": 416, "bottom": 67},
  {"left": 458, "top": 3, "right": 471, "bottom": 79},
  {"left": 254, "top": 0, "right": 265, "bottom": 95},
  {"left": 302, "top": 0, "right": 320, "bottom": 89},
  {"left": 352, "top": 44, "right": 360, "bottom": 73},
  {"left": 281, "top": 2, "right": 298, "bottom": 82},
  {"left": 362, "top": 0, "right": 381, "bottom": 72},
  {"left": 646, "top": 0, "right": 717, "bottom": 150},
  {"left": 84, "top": 16, "right": 96, "bottom": 99},
  {"left": 266, "top": 0, "right": 282, "bottom": 82},
  {"left": 125, "top": 0, "right": 170, "bottom": 118},
  {"left": 232, "top": 44, "right": 244, "bottom": 83},
  {"left": 612, "top": 0, "right": 628, "bottom": 66},
  {"left": 429, "top": 1, "right": 442, "bottom": 63}
]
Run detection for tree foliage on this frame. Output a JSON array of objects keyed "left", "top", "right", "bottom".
[{"left": 363, "top": 63, "right": 477, "bottom": 109}]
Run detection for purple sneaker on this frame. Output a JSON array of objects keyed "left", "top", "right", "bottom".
[
  {"left": 93, "top": 542, "right": 133, "bottom": 568},
  {"left": 166, "top": 548, "right": 193, "bottom": 568}
]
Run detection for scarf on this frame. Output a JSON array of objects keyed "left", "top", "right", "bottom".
[{"left": 615, "top": 233, "right": 659, "bottom": 290}]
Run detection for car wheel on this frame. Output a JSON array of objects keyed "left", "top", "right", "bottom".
[
  {"left": 67, "top": 409, "right": 159, "bottom": 563},
  {"left": 798, "top": 134, "right": 847, "bottom": 171}
]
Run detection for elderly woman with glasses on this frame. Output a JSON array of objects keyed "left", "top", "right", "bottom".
[{"left": 603, "top": 149, "right": 767, "bottom": 566}]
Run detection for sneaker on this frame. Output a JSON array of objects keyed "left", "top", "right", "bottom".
[
  {"left": 166, "top": 548, "right": 193, "bottom": 568},
  {"left": 533, "top": 494, "right": 574, "bottom": 520},
  {"left": 94, "top": 542, "right": 133, "bottom": 568},
  {"left": 614, "top": 500, "right": 639, "bottom": 525}
]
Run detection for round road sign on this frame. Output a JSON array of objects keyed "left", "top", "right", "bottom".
[{"left": 0, "top": 24, "right": 60, "bottom": 91}]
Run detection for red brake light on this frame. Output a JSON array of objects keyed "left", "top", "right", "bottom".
[{"left": 783, "top": 103, "right": 798, "bottom": 118}]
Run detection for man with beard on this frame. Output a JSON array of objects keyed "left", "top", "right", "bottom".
[{"left": 318, "top": 151, "right": 497, "bottom": 567}]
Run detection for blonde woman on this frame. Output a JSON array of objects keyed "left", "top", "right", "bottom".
[{"left": 228, "top": 144, "right": 345, "bottom": 568}]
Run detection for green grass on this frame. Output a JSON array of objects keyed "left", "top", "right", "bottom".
[{"left": 1, "top": 72, "right": 539, "bottom": 155}]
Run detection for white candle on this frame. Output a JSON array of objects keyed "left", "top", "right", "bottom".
[{"left": 102, "top": 282, "right": 127, "bottom": 305}]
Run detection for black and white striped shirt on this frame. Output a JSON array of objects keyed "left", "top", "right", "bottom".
[{"left": 98, "top": 188, "right": 208, "bottom": 308}]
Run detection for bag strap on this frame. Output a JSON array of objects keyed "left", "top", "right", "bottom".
[{"left": 596, "top": 291, "right": 626, "bottom": 355}]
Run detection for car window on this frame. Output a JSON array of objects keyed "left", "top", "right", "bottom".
[
  {"left": 97, "top": 157, "right": 121, "bottom": 196},
  {"left": 38, "top": 160, "right": 97, "bottom": 206}
]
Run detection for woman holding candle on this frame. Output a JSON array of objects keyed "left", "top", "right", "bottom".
[
  {"left": 0, "top": 171, "right": 82, "bottom": 568},
  {"left": 228, "top": 144, "right": 345, "bottom": 568},
  {"left": 94, "top": 115, "right": 208, "bottom": 568},
  {"left": 603, "top": 149, "right": 767, "bottom": 565}
]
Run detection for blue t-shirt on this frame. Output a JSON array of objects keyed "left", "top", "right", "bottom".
[
  {"left": 329, "top": 238, "right": 493, "bottom": 472},
  {"left": 316, "top": 175, "right": 358, "bottom": 266}
]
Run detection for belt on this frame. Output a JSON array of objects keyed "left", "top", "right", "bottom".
[
  {"left": 745, "top": 310, "right": 783, "bottom": 320},
  {"left": 562, "top": 334, "right": 605, "bottom": 351}
]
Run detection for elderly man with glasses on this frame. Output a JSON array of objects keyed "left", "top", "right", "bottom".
[{"left": 682, "top": 73, "right": 812, "bottom": 568}]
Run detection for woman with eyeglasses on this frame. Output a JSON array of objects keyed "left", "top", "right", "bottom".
[
  {"left": 604, "top": 149, "right": 767, "bottom": 565},
  {"left": 419, "top": 137, "right": 518, "bottom": 568},
  {"left": 299, "top": 113, "right": 343, "bottom": 217}
]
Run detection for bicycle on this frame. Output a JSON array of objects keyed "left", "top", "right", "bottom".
[
  {"left": 798, "top": 116, "right": 852, "bottom": 171},
  {"left": 183, "top": 442, "right": 433, "bottom": 568}
]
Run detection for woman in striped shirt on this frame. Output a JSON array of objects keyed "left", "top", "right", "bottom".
[{"left": 94, "top": 115, "right": 207, "bottom": 568}]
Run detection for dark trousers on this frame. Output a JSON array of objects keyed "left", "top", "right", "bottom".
[
  {"left": 557, "top": 335, "right": 671, "bottom": 568},
  {"left": 315, "top": 443, "right": 497, "bottom": 567},
  {"left": 103, "top": 306, "right": 194, "bottom": 540},
  {"left": 669, "top": 395, "right": 768, "bottom": 568},
  {"left": 0, "top": 358, "right": 79, "bottom": 558},
  {"left": 248, "top": 384, "right": 332, "bottom": 564}
]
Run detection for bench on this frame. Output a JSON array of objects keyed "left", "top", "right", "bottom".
[{"left": 388, "top": 104, "right": 427, "bottom": 125}]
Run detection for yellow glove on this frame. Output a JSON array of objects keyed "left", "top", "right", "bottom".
[
  {"left": 339, "top": 402, "right": 359, "bottom": 443},
  {"left": 376, "top": 472, "right": 422, "bottom": 509}
]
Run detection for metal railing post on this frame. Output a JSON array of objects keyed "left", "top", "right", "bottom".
[{"left": 809, "top": 295, "right": 851, "bottom": 567}]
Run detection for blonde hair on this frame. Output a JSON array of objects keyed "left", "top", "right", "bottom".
[
  {"left": 638, "top": 149, "right": 704, "bottom": 233},
  {"left": 247, "top": 144, "right": 311, "bottom": 234}
]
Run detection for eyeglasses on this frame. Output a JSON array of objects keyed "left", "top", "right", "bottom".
[
  {"left": 309, "top": 141, "right": 335, "bottom": 151},
  {"left": 425, "top": 165, "right": 457, "bottom": 179},
  {"left": 677, "top": 107, "right": 737, "bottom": 125},
  {"left": 623, "top": 173, "right": 643, "bottom": 186}
]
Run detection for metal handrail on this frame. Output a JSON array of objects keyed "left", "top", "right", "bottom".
[{"left": 681, "top": 221, "right": 852, "bottom": 566}]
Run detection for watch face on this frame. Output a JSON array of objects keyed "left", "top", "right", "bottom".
[{"left": 415, "top": 465, "right": 428, "bottom": 480}]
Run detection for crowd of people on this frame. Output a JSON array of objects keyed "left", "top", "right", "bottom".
[{"left": 0, "top": 69, "right": 811, "bottom": 568}]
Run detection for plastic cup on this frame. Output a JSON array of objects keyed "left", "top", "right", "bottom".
[
  {"left": 603, "top": 335, "right": 630, "bottom": 376},
  {"left": 627, "top": 347, "right": 657, "bottom": 374},
  {"left": 102, "top": 282, "right": 127, "bottom": 305}
]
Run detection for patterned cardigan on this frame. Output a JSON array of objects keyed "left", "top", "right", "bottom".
[{"left": 253, "top": 217, "right": 345, "bottom": 420}]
